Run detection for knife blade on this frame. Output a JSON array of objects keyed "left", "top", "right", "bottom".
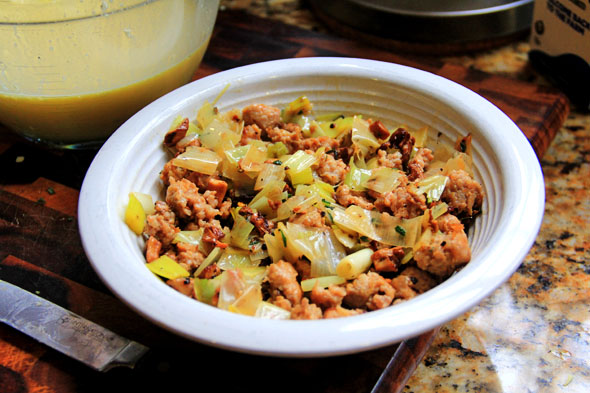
[{"left": 0, "top": 279, "right": 149, "bottom": 372}]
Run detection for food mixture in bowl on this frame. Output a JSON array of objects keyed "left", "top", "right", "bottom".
[{"left": 125, "top": 95, "right": 484, "bottom": 320}]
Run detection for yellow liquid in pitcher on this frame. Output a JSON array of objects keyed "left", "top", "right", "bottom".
[{"left": 0, "top": 0, "right": 217, "bottom": 145}]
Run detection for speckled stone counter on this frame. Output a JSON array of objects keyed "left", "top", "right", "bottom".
[{"left": 222, "top": 1, "right": 590, "bottom": 392}]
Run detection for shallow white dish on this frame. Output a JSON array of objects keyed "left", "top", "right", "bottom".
[{"left": 78, "top": 57, "right": 544, "bottom": 357}]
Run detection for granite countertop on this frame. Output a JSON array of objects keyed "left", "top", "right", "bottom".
[{"left": 221, "top": 1, "right": 590, "bottom": 392}]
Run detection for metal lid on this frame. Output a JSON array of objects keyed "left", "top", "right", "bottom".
[{"left": 309, "top": 0, "right": 534, "bottom": 44}]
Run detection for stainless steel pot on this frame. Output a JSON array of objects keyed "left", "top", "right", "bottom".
[{"left": 309, "top": 0, "right": 533, "bottom": 44}]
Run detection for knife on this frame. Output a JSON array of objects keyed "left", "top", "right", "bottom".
[{"left": 0, "top": 279, "right": 149, "bottom": 372}]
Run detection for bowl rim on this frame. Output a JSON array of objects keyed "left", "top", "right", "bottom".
[{"left": 78, "top": 57, "right": 545, "bottom": 357}]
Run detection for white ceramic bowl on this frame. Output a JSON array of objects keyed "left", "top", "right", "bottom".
[{"left": 78, "top": 57, "right": 544, "bottom": 357}]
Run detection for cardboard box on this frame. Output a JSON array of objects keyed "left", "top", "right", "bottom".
[{"left": 529, "top": 0, "right": 590, "bottom": 110}]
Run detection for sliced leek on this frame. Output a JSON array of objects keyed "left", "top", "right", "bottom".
[
  {"left": 172, "top": 147, "right": 221, "bottom": 175},
  {"left": 147, "top": 255, "right": 190, "bottom": 280},
  {"left": 301, "top": 275, "right": 346, "bottom": 292},
  {"left": 336, "top": 248, "right": 374, "bottom": 279}
]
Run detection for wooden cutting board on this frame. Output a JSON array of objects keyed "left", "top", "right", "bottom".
[
  {"left": 196, "top": 11, "right": 570, "bottom": 158},
  {"left": 0, "top": 10, "right": 569, "bottom": 393}
]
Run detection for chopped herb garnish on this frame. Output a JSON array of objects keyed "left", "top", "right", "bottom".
[
  {"left": 359, "top": 236, "right": 369, "bottom": 242},
  {"left": 326, "top": 211, "right": 334, "bottom": 223},
  {"left": 46, "top": 187, "right": 55, "bottom": 195},
  {"left": 36, "top": 197, "right": 46, "bottom": 206},
  {"left": 273, "top": 160, "right": 282, "bottom": 165},
  {"left": 321, "top": 199, "right": 333, "bottom": 209},
  {"left": 395, "top": 225, "right": 406, "bottom": 236},
  {"left": 279, "top": 229, "right": 287, "bottom": 247}
]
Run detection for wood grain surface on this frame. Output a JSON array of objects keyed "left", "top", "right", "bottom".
[{"left": 0, "top": 10, "right": 569, "bottom": 393}]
